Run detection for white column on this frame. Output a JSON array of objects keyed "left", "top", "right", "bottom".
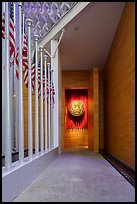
[
  {"left": 50, "top": 69, "right": 54, "bottom": 148},
  {"left": 34, "top": 35, "right": 39, "bottom": 156},
  {"left": 26, "top": 18, "right": 33, "bottom": 160},
  {"left": 39, "top": 46, "right": 44, "bottom": 154},
  {"left": 2, "top": 2, "right": 5, "bottom": 157},
  {"left": 4, "top": 2, "right": 12, "bottom": 170},
  {"left": 51, "top": 40, "right": 59, "bottom": 148},
  {"left": 18, "top": 2, "right": 24, "bottom": 164},
  {"left": 47, "top": 63, "right": 51, "bottom": 150},
  {"left": 15, "top": 2, "right": 19, "bottom": 152},
  {"left": 44, "top": 55, "right": 48, "bottom": 151},
  {"left": 13, "top": 2, "right": 16, "bottom": 152}
]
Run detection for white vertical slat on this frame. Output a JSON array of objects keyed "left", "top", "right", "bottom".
[
  {"left": 51, "top": 40, "right": 60, "bottom": 149},
  {"left": 34, "top": 35, "right": 39, "bottom": 156},
  {"left": 4, "top": 2, "right": 12, "bottom": 170},
  {"left": 39, "top": 46, "right": 44, "bottom": 154},
  {"left": 13, "top": 2, "right": 16, "bottom": 152},
  {"left": 44, "top": 55, "right": 48, "bottom": 151},
  {"left": 50, "top": 69, "right": 54, "bottom": 148},
  {"left": 2, "top": 2, "right": 5, "bottom": 157},
  {"left": 18, "top": 2, "right": 24, "bottom": 164},
  {"left": 47, "top": 63, "right": 51, "bottom": 150},
  {"left": 26, "top": 18, "right": 33, "bottom": 160}
]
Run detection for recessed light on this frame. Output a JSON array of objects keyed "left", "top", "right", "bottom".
[{"left": 74, "top": 26, "right": 79, "bottom": 31}]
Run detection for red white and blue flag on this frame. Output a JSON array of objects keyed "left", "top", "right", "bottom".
[{"left": 2, "top": 2, "right": 15, "bottom": 65}]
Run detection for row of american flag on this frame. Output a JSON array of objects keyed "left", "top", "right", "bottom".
[{"left": 2, "top": 2, "right": 55, "bottom": 105}]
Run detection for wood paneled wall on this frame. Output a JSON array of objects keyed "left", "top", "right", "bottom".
[
  {"left": 62, "top": 71, "right": 90, "bottom": 149},
  {"left": 62, "top": 70, "right": 99, "bottom": 151},
  {"left": 88, "top": 71, "right": 94, "bottom": 151},
  {"left": 99, "top": 70, "right": 104, "bottom": 150},
  {"left": 24, "top": 83, "right": 41, "bottom": 150},
  {"left": 93, "top": 68, "right": 99, "bottom": 152},
  {"left": 103, "top": 3, "right": 135, "bottom": 169}
]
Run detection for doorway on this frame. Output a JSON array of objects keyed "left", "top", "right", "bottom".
[{"left": 64, "top": 89, "right": 88, "bottom": 149}]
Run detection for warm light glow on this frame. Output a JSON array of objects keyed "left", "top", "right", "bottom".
[
  {"left": 65, "top": 89, "right": 88, "bottom": 129},
  {"left": 69, "top": 100, "right": 85, "bottom": 116}
]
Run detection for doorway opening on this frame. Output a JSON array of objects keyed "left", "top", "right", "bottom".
[{"left": 64, "top": 89, "right": 88, "bottom": 149}]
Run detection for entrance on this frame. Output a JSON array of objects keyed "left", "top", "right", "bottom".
[{"left": 64, "top": 89, "right": 88, "bottom": 149}]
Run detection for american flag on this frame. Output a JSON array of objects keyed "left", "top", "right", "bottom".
[
  {"left": 2, "top": 2, "right": 15, "bottom": 65},
  {"left": 38, "top": 61, "right": 49, "bottom": 100},
  {"left": 15, "top": 31, "right": 35, "bottom": 92},
  {"left": 29, "top": 50, "right": 36, "bottom": 92},
  {"left": 51, "top": 81, "right": 55, "bottom": 107}
]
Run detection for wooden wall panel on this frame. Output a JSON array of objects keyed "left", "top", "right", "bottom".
[
  {"left": 93, "top": 67, "right": 99, "bottom": 152},
  {"left": 103, "top": 3, "right": 135, "bottom": 169},
  {"left": 88, "top": 71, "right": 94, "bottom": 151},
  {"left": 62, "top": 70, "right": 99, "bottom": 151},
  {"left": 65, "top": 129, "right": 88, "bottom": 149},
  {"left": 99, "top": 70, "right": 104, "bottom": 150},
  {"left": 62, "top": 71, "right": 90, "bottom": 150},
  {"left": 24, "top": 83, "right": 41, "bottom": 150}
]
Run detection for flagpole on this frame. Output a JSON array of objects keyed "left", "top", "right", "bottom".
[
  {"left": 39, "top": 46, "right": 44, "bottom": 154},
  {"left": 50, "top": 69, "right": 54, "bottom": 148},
  {"left": 5, "top": 2, "right": 12, "bottom": 170},
  {"left": 26, "top": 18, "right": 33, "bottom": 160},
  {"left": 47, "top": 62, "right": 51, "bottom": 150},
  {"left": 2, "top": 2, "right": 5, "bottom": 157},
  {"left": 44, "top": 55, "right": 48, "bottom": 151},
  {"left": 18, "top": 2, "right": 24, "bottom": 164},
  {"left": 13, "top": 2, "right": 17, "bottom": 152},
  {"left": 34, "top": 34, "right": 39, "bottom": 156}
]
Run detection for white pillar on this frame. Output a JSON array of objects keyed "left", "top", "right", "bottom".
[
  {"left": 51, "top": 40, "right": 59, "bottom": 148},
  {"left": 39, "top": 46, "right": 44, "bottom": 154},
  {"left": 18, "top": 2, "right": 24, "bottom": 164},
  {"left": 2, "top": 2, "right": 5, "bottom": 157},
  {"left": 26, "top": 18, "right": 33, "bottom": 160},
  {"left": 34, "top": 35, "right": 39, "bottom": 156},
  {"left": 4, "top": 2, "right": 12, "bottom": 170},
  {"left": 15, "top": 2, "right": 19, "bottom": 152},
  {"left": 50, "top": 69, "right": 54, "bottom": 148},
  {"left": 47, "top": 63, "right": 51, "bottom": 150},
  {"left": 44, "top": 55, "right": 48, "bottom": 151},
  {"left": 13, "top": 2, "right": 16, "bottom": 151}
]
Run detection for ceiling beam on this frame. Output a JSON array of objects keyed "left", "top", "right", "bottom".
[{"left": 38, "top": 2, "right": 90, "bottom": 49}]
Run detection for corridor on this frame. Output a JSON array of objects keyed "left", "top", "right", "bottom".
[{"left": 13, "top": 148, "right": 135, "bottom": 202}]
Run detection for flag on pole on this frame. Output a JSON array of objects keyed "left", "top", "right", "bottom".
[
  {"left": 2, "top": 2, "right": 15, "bottom": 65},
  {"left": 15, "top": 26, "right": 29, "bottom": 80},
  {"left": 15, "top": 33, "right": 35, "bottom": 92},
  {"left": 2, "top": 13, "right": 5, "bottom": 39},
  {"left": 37, "top": 61, "right": 49, "bottom": 101},
  {"left": 51, "top": 81, "right": 55, "bottom": 107},
  {"left": 30, "top": 51, "right": 36, "bottom": 92}
]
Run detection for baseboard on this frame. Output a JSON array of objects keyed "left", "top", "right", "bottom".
[{"left": 99, "top": 149, "right": 135, "bottom": 187}]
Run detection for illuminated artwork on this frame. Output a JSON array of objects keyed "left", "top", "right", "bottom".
[
  {"left": 65, "top": 89, "right": 88, "bottom": 129},
  {"left": 69, "top": 100, "right": 85, "bottom": 116}
]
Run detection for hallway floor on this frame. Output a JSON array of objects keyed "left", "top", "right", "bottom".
[{"left": 13, "top": 148, "right": 135, "bottom": 202}]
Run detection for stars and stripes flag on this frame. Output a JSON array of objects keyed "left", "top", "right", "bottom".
[
  {"left": 15, "top": 31, "right": 35, "bottom": 92},
  {"left": 51, "top": 81, "right": 55, "bottom": 107},
  {"left": 2, "top": 2, "right": 15, "bottom": 65},
  {"left": 38, "top": 61, "right": 49, "bottom": 100}
]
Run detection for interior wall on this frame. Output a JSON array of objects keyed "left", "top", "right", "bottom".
[
  {"left": 103, "top": 3, "right": 135, "bottom": 169},
  {"left": 65, "top": 89, "right": 88, "bottom": 149},
  {"left": 62, "top": 70, "right": 94, "bottom": 150},
  {"left": 88, "top": 70, "right": 94, "bottom": 151},
  {"left": 99, "top": 70, "right": 104, "bottom": 150},
  {"left": 24, "top": 83, "right": 41, "bottom": 150}
]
